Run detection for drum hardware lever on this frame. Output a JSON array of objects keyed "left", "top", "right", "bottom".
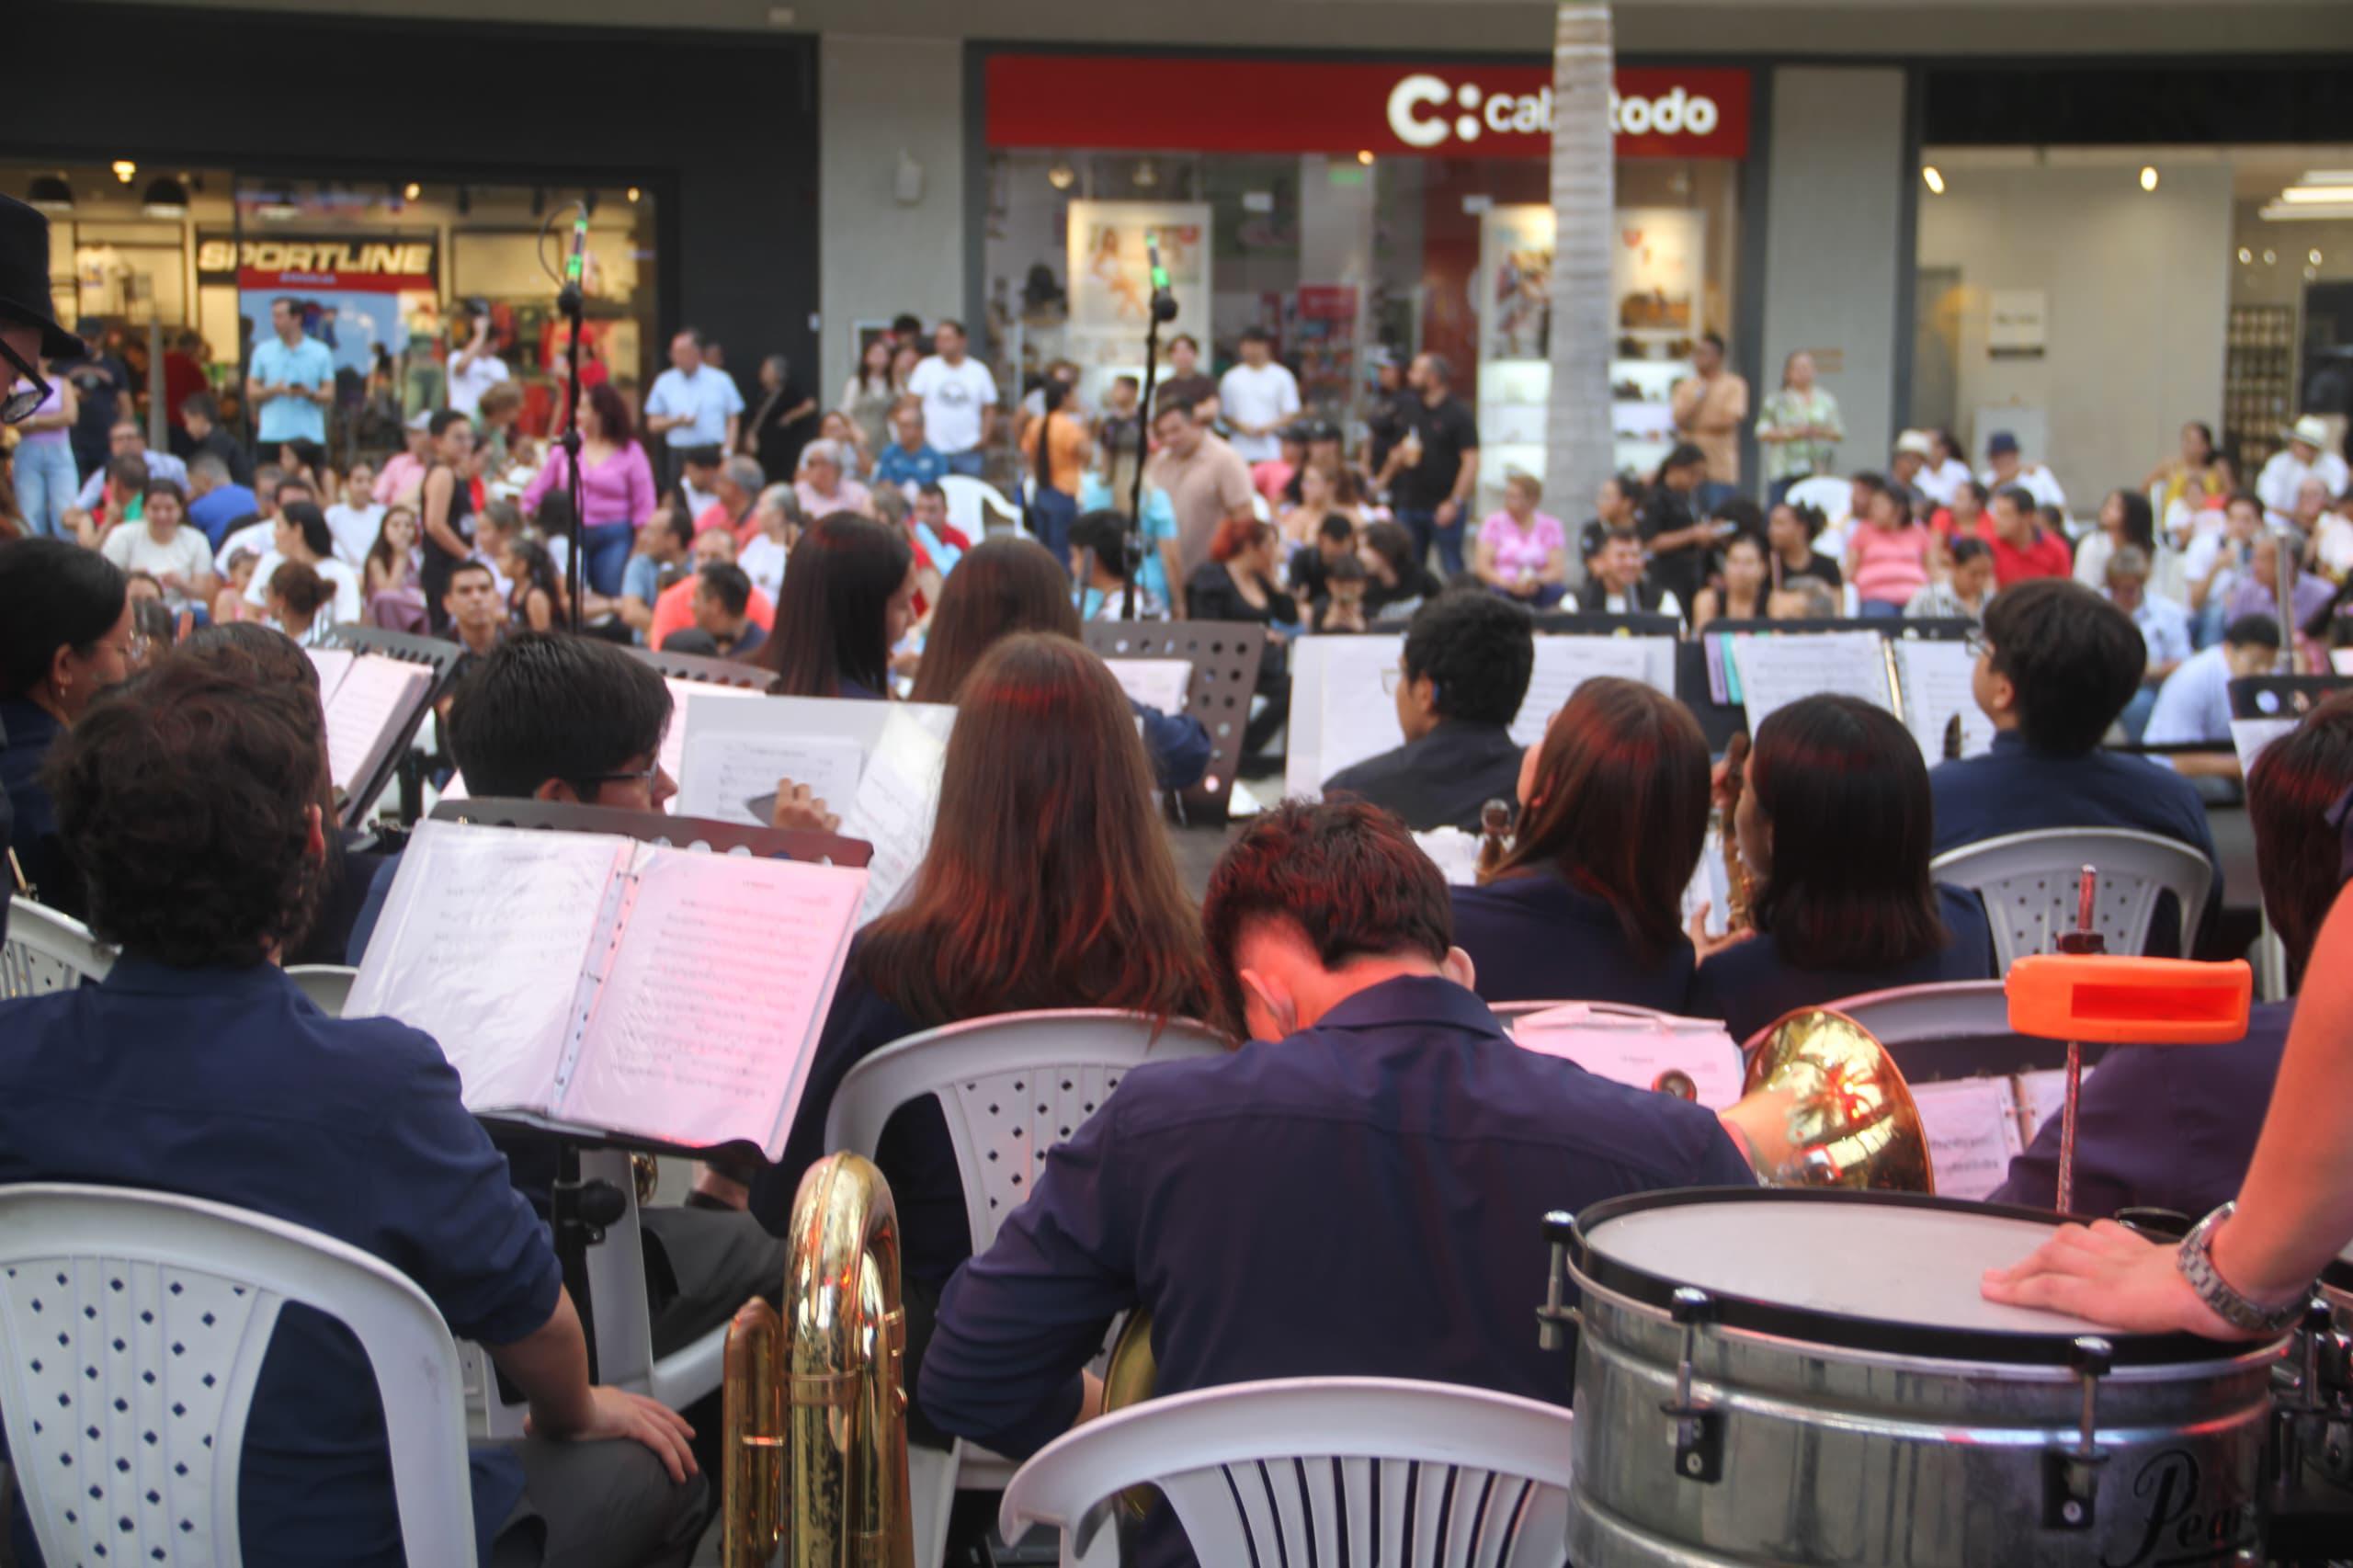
[
  {"left": 2053, "top": 866, "right": 2106, "bottom": 1215},
  {"left": 2043, "top": 1335, "right": 2112, "bottom": 1530},
  {"left": 1662, "top": 1287, "right": 1723, "bottom": 1484},
  {"left": 1538, "top": 1211, "right": 1577, "bottom": 1352},
  {"left": 2270, "top": 1297, "right": 2337, "bottom": 1488}
]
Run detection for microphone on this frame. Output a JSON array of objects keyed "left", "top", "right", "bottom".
[
  {"left": 563, "top": 203, "right": 590, "bottom": 289},
  {"left": 1146, "top": 234, "right": 1179, "bottom": 324}
]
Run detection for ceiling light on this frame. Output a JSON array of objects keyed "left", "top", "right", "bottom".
[
  {"left": 2138, "top": 165, "right": 2158, "bottom": 192},
  {"left": 2264, "top": 248, "right": 2278, "bottom": 265},
  {"left": 110, "top": 160, "right": 137, "bottom": 185},
  {"left": 403, "top": 181, "right": 421, "bottom": 201},
  {"left": 28, "top": 175, "right": 73, "bottom": 213},
  {"left": 626, "top": 186, "right": 641, "bottom": 204},
  {"left": 1132, "top": 159, "right": 1161, "bottom": 190},
  {"left": 2314, "top": 249, "right": 2327, "bottom": 266},
  {"left": 1046, "top": 160, "right": 1075, "bottom": 191},
  {"left": 2260, "top": 203, "right": 2353, "bottom": 223},
  {"left": 1357, "top": 150, "right": 1375, "bottom": 166},
  {"left": 2237, "top": 246, "right": 2253, "bottom": 264},
  {"left": 2283, "top": 186, "right": 2353, "bottom": 205},
  {"left": 1921, "top": 165, "right": 1945, "bottom": 196},
  {"left": 139, "top": 176, "right": 188, "bottom": 218}
]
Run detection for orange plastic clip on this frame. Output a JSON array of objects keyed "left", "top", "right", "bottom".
[{"left": 2006, "top": 954, "right": 2253, "bottom": 1045}]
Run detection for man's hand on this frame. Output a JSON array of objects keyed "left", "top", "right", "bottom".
[
  {"left": 1436, "top": 499, "right": 1460, "bottom": 530},
  {"left": 769, "top": 778, "right": 840, "bottom": 835},
  {"left": 1980, "top": 1219, "right": 2246, "bottom": 1337},
  {"left": 528, "top": 1387, "right": 699, "bottom": 1483}
]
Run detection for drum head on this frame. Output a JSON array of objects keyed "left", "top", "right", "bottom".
[{"left": 1573, "top": 1188, "right": 2247, "bottom": 1367}]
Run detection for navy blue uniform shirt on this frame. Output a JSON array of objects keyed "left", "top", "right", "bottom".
[
  {"left": 1131, "top": 698, "right": 1213, "bottom": 793},
  {"left": 0, "top": 696, "right": 73, "bottom": 919},
  {"left": 1990, "top": 998, "right": 2292, "bottom": 1220},
  {"left": 1927, "top": 731, "right": 2222, "bottom": 953},
  {"left": 1324, "top": 720, "right": 1529, "bottom": 835},
  {"left": 918, "top": 973, "right": 1754, "bottom": 1567},
  {"left": 1692, "top": 884, "right": 1999, "bottom": 1045},
  {"left": 1450, "top": 868, "right": 1703, "bottom": 1011},
  {"left": 0, "top": 960, "right": 561, "bottom": 1568}
]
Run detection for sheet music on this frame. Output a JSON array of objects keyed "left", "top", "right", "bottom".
[
  {"left": 558, "top": 846, "right": 868, "bottom": 1154},
  {"left": 679, "top": 732, "right": 866, "bottom": 826},
  {"left": 1683, "top": 826, "right": 1733, "bottom": 940},
  {"left": 2012, "top": 1066, "right": 2092, "bottom": 1145},
  {"left": 1313, "top": 634, "right": 1411, "bottom": 786},
  {"left": 1107, "top": 657, "right": 1193, "bottom": 715},
  {"left": 655, "top": 681, "right": 767, "bottom": 812},
  {"left": 1728, "top": 632, "right": 1895, "bottom": 732},
  {"left": 323, "top": 654, "right": 432, "bottom": 795},
  {"left": 2229, "top": 717, "right": 2299, "bottom": 776},
  {"left": 1510, "top": 1007, "right": 1745, "bottom": 1108},
  {"left": 1413, "top": 827, "right": 1484, "bottom": 887},
  {"left": 304, "top": 646, "right": 353, "bottom": 706},
  {"left": 344, "top": 822, "right": 624, "bottom": 1114},
  {"left": 1507, "top": 636, "right": 1663, "bottom": 748},
  {"left": 838, "top": 707, "right": 949, "bottom": 926},
  {"left": 1893, "top": 640, "right": 1995, "bottom": 763},
  {"left": 1909, "top": 1076, "right": 2026, "bottom": 1201}
]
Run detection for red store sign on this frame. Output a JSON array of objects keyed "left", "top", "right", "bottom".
[{"left": 985, "top": 55, "right": 1749, "bottom": 161}]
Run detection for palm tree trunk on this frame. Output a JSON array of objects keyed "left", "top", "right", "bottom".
[{"left": 1549, "top": 0, "right": 1616, "bottom": 586}]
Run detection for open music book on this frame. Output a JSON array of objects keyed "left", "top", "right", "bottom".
[
  {"left": 345, "top": 818, "right": 868, "bottom": 1155},
  {"left": 1725, "top": 632, "right": 1992, "bottom": 765},
  {"left": 305, "top": 646, "right": 437, "bottom": 800},
  {"left": 672, "top": 690, "right": 955, "bottom": 832}
]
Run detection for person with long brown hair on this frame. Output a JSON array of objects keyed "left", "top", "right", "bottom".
[
  {"left": 747, "top": 632, "right": 1216, "bottom": 1430},
  {"left": 1451, "top": 676, "right": 1711, "bottom": 1008},
  {"left": 759, "top": 511, "right": 915, "bottom": 699}
]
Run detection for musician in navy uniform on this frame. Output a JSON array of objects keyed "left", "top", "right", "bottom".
[
  {"left": 1993, "top": 691, "right": 2353, "bottom": 1219},
  {"left": 918, "top": 800, "right": 1754, "bottom": 1566},
  {"left": 0, "top": 653, "right": 708, "bottom": 1568}
]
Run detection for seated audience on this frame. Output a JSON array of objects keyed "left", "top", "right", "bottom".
[
  {"left": 917, "top": 798, "right": 1753, "bottom": 1535},
  {"left": 1451, "top": 677, "right": 1711, "bottom": 1009},
  {"left": 649, "top": 527, "right": 774, "bottom": 652},
  {"left": 1982, "top": 483, "right": 2074, "bottom": 588},
  {"left": 1904, "top": 535, "right": 1995, "bottom": 624},
  {"left": 185, "top": 452, "right": 259, "bottom": 549},
  {"left": 2145, "top": 615, "right": 2283, "bottom": 778},
  {"left": 1, "top": 651, "right": 708, "bottom": 1568},
  {"left": 265, "top": 559, "right": 337, "bottom": 647},
  {"left": 2073, "top": 488, "right": 2156, "bottom": 592},
  {"left": 324, "top": 460, "right": 387, "bottom": 566},
  {"left": 907, "top": 483, "right": 972, "bottom": 578},
  {"left": 99, "top": 477, "right": 216, "bottom": 614},
  {"left": 246, "top": 497, "right": 363, "bottom": 626},
  {"left": 760, "top": 512, "right": 917, "bottom": 699},
  {"left": 664, "top": 562, "right": 767, "bottom": 660},
  {"left": 1992, "top": 690, "right": 2353, "bottom": 1217},
  {"left": 1693, "top": 695, "right": 1997, "bottom": 1044},
  {"left": 1929, "top": 578, "right": 2221, "bottom": 952},
  {"left": 1766, "top": 500, "right": 1841, "bottom": 589},
  {"left": 2187, "top": 489, "right": 2267, "bottom": 648},
  {"left": 1187, "top": 517, "right": 1297, "bottom": 761},
  {"left": 1, "top": 539, "right": 134, "bottom": 919},
  {"left": 619, "top": 505, "right": 695, "bottom": 644},
  {"left": 362, "top": 505, "right": 423, "bottom": 607},
  {"left": 1472, "top": 472, "right": 1569, "bottom": 608},
  {"left": 1927, "top": 479, "right": 1987, "bottom": 545},
  {"left": 872, "top": 399, "right": 949, "bottom": 494},
  {"left": 1068, "top": 506, "right": 1168, "bottom": 620},
  {"left": 1691, "top": 530, "right": 1773, "bottom": 629},
  {"left": 2222, "top": 528, "right": 2333, "bottom": 640},
  {"left": 1308, "top": 551, "right": 1371, "bottom": 632},
  {"left": 1323, "top": 590, "right": 1534, "bottom": 833},
  {"left": 1844, "top": 472, "right": 1932, "bottom": 618},
  {"left": 738, "top": 486, "right": 797, "bottom": 602},
  {"left": 793, "top": 437, "right": 875, "bottom": 521},
  {"left": 749, "top": 632, "right": 1218, "bottom": 1446},
  {"left": 217, "top": 472, "right": 304, "bottom": 576},
  {"left": 1767, "top": 574, "right": 1840, "bottom": 622},
  {"left": 1358, "top": 518, "right": 1442, "bottom": 623},
  {"left": 504, "top": 537, "right": 572, "bottom": 634},
  {"left": 1980, "top": 428, "right": 2067, "bottom": 512},
  {"left": 2105, "top": 543, "right": 2190, "bottom": 742},
  {"left": 1638, "top": 442, "right": 1712, "bottom": 611},
  {"left": 695, "top": 456, "right": 765, "bottom": 543},
  {"left": 1576, "top": 526, "right": 1681, "bottom": 619},
  {"left": 1285, "top": 507, "right": 1358, "bottom": 608},
  {"left": 1278, "top": 459, "right": 1365, "bottom": 551}
]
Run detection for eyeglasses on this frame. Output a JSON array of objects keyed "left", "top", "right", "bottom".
[
  {"left": 1380, "top": 667, "right": 1405, "bottom": 695},
  {"left": 0, "top": 336, "right": 51, "bottom": 426},
  {"left": 573, "top": 761, "right": 663, "bottom": 793}
]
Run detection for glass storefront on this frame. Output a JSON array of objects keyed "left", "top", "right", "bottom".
[
  {"left": 10, "top": 163, "right": 659, "bottom": 460},
  {"left": 979, "top": 53, "right": 1748, "bottom": 506}
]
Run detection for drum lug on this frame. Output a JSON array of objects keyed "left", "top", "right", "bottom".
[
  {"left": 1538, "top": 1211, "right": 1578, "bottom": 1353},
  {"left": 2043, "top": 1335, "right": 2112, "bottom": 1531},
  {"left": 1661, "top": 1287, "right": 1723, "bottom": 1485}
]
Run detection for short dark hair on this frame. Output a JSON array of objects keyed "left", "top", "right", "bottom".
[
  {"left": 1316, "top": 511, "right": 1355, "bottom": 545},
  {"left": 1701, "top": 331, "right": 1726, "bottom": 353},
  {"left": 280, "top": 499, "right": 335, "bottom": 559},
  {"left": 446, "top": 632, "right": 674, "bottom": 799},
  {"left": 2223, "top": 614, "right": 2284, "bottom": 651},
  {"left": 447, "top": 559, "right": 497, "bottom": 593},
  {"left": 1402, "top": 590, "right": 1534, "bottom": 726},
  {"left": 107, "top": 454, "right": 149, "bottom": 493},
  {"left": 1993, "top": 483, "right": 2037, "bottom": 517},
  {"left": 1323, "top": 552, "right": 1367, "bottom": 586},
  {"left": 1709, "top": 496, "right": 1765, "bottom": 539},
  {"left": 47, "top": 654, "right": 325, "bottom": 966},
  {"left": 1067, "top": 509, "right": 1134, "bottom": 581},
  {"left": 275, "top": 476, "right": 315, "bottom": 506},
  {"left": 656, "top": 507, "right": 695, "bottom": 551},
  {"left": 2246, "top": 689, "right": 2353, "bottom": 969},
  {"left": 1954, "top": 480, "right": 1987, "bottom": 507},
  {"left": 1237, "top": 326, "right": 1271, "bottom": 347},
  {"left": 1850, "top": 471, "right": 1890, "bottom": 501},
  {"left": 428, "top": 408, "right": 470, "bottom": 438},
  {"left": 1152, "top": 393, "right": 1199, "bottom": 427},
  {"left": 699, "top": 561, "right": 752, "bottom": 618},
  {"left": 915, "top": 482, "right": 948, "bottom": 506},
  {"left": 1949, "top": 536, "right": 1992, "bottom": 568},
  {"left": 181, "top": 620, "right": 316, "bottom": 695},
  {"left": 681, "top": 444, "right": 723, "bottom": 472},
  {"left": 891, "top": 312, "right": 923, "bottom": 336},
  {"left": 2226, "top": 489, "right": 2264, "bottom": 516},
  {"left": 1169, "top": 333, "right": 1199, "bottom": 353},
  {"left": 1746, "top": 695, "right": 1947, "bottom": 971},
  {"left": 1980, "top": 578, "right": 2145, "bottom": 755},
  {"left": 1201, "top": 799, "right": 1452, "bottom": 1034},
  {"left": 145, "top": 477, "right": 188, "bottom": 508},
  {"left": 934, "top": 318, "right": 967, "bottom": 339},
  {"left": 180, "top": 392, "right": 219, "bottom": 424},
  {"left": 0, "top": 539, "right": 128, "bottom": 697}
]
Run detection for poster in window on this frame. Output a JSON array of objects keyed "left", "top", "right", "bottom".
[{"left": 1063, "top": 200, "right": 1212, "bottom": 404}]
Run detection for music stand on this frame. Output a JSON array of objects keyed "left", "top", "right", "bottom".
[
  {"left": 1677, "top": 616, "right": 1974, "bottom": 752},
  {"left": 625, "top": 644, "right": 775, "bottom": 690},
  {"left": 320, "top": 623, "right": 463, "bottom": 831},
  {"left": 1529, "top": 610, "right": 1683, "bottom": 638},
  {"left": 1082, "top": 619, "right": 1267, "bottom": 822}
]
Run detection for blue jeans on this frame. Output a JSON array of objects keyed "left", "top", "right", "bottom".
[
  {"left": 17, "top": 438, "right": 78, "bottom": 538},
  {"left": 2120, "top": 684, "right": 2159, "bottom": 744},
  {"left": 943, "top": 449, "right": 985, "bottom": 479},
  {"left": 1028, "top": 487, "right": 1077, "bottom": 572},
  {"left": 1396, "top": 506, "right": 1463, "bottom": 576},
  {"left": 583, "top": 522, "right": 635, "bottom": 599},
  {"left": 1858, "top": 598, "right": 1904, "bottom": 620}
]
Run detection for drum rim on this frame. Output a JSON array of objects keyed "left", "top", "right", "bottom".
[{"left": 1570, "top": 1187, "right": 2259, "bottom": 1368}]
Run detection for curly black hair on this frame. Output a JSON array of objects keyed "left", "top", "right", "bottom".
[{"left": 46, "top": 655, "right": 327, "bottom": 967}]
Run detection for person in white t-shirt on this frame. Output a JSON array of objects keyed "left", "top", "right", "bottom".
[
  {"left": 444, "top": 312, "right": 512, "bottom": 417},
  {"left": 1978, "top": 429, "right": 2067, "bottom": 513},
  {"left": 738, "top": 485, "right": 796, "bottom": 604},
  {"left": 906, "top": 319, "right": 998, "bottom": 475},
  {"left": 99, "top": 479, "right": 217, "bottom": 614},
  {"left": 2257, "top": 415, "right": 2351, "bottom": 526},
  {"left": 1217, "top": 327, "right": 1302, "bottom": 466},
  {"left": 215, "top": 474, "right": 313, "bottom": 576},
  {"left": 324, "top": 462, "right": 387, "bottom": 567},
  {"left": 244, "top": 498, "right": 362, "bottom": 626}
]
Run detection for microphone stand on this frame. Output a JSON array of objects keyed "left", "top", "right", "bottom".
[
  {"left": 557, "top": 202, "right": 588, "bottom": 633},
  {"left": 1124, "top": 244, "right": 1181, "bottom": 621}
]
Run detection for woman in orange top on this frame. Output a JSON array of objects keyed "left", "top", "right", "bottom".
[{"left": 1019, "top": 377, "right": 1088, "bottom": 567}]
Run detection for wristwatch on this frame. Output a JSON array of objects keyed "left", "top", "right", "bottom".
[{"left": 2176, "top": 1202, "right": 2310, "bottom": 1336}]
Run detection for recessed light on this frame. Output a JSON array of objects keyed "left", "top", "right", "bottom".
[
  {"left": 1921, "top": 165, "right": 1946, "bottom": 196},
  {"left": 2139, "top": 165, "right": 2158, "bottom": 192}
]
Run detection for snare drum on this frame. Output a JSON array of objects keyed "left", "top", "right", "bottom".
[{"left": 1562, "top": 1188, "right": 2280, "bottom": 1566}]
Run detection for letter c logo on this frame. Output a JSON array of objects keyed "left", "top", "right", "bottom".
[{"left": 1388, "top": 74, "right": 1450, "bottom": 149}]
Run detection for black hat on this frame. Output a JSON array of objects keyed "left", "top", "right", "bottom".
[{"left": 0, "top": 196, "right": 86, "bottom": 360}]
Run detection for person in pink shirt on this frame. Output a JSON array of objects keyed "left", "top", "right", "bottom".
[
  {"left": 519, "top": 382, "right": 656, "bottom": 598},
  {"left": 1472, "top": 472, "right": 1569, "bottom": 608},
  {"left": 1843, "top": 472, "right": 1931, "bottom": 618},
  {"left": 371, "top": 414, "right": 434, "bottom": 510},
  {"left": 693, "top": 456, "right": 767, "bottom": 549}
]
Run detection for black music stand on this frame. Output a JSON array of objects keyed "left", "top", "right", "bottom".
[
  {"left": 1677, "top": 616, "right": 1974, "bottom": 753},
  {"left": 1529, "top": 610, "right": 1684, "bottom": 639},
  {"left": 320, "top": 623, "right": 464, "bottom": 831},
  {"left": 625, "top": 644, "right": 775, "bottom": 690},
  {"left": 1082, "top": 619, "right": 1267, "bottom": 823}
]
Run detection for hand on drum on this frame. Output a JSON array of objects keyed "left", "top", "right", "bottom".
[{"left": 1980, "top": 1218, "right": 2245, "bottom": 1338}]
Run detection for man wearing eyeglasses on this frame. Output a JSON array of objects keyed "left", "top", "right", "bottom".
[{"left": 1, "top": 194, "right": 96, "bottom": 946}]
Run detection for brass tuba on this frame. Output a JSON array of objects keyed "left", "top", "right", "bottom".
[{"left": 721, "top": 1151, "right": 915, "bottom": 1568}]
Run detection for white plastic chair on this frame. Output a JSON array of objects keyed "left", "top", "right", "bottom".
[
  {"left": 1815, "top": 980, "right": 2011, "bottom": 1046},
  {"left": 939, "top": 473, "right": 1021, "bottom": 539},
  {"left": 1, "top": 899, "right": 114, "bottom": 998},
  {"left": 1784, "top": 474, "right": 1853, "bottom": 530},
  {"left": 0, "top": 1182, "right": 477, "bottom": 1568},
  {"left": 1930, "top": 827, "right": 2213, "bottom": 969},
  {"left": 824, "top": 1008, "right": 1231, "bottom": 1564},
  {"left": 284, "top": 962, "right": 358, "bottom": 1017},
  {"left": 998, "top": 1378, "right": 1576, "bottom": 1568}
]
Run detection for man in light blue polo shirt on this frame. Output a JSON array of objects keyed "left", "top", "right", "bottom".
[
  {"left": 244, "top": 295, "right": 335, "bottom": 446},
  {"left": 643, "top": 328, "right": 745, "bottom": 484}
]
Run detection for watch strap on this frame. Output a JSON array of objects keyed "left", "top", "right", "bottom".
[{"left": 2176, "top": 1202, "right": 2308, "bottom": 1336}]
